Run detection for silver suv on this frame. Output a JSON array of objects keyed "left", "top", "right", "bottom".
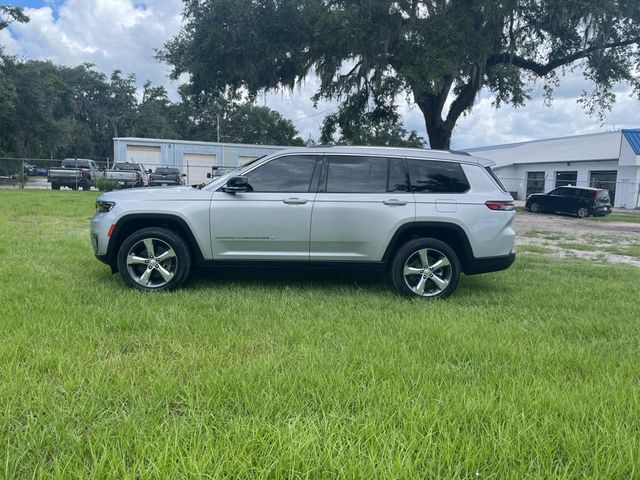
[{"left": 91, "top": 147, "right": 516, "bottom": 298}]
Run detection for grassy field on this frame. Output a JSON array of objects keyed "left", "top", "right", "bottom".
[{"left": 1, "top": 190, "right": 640, "bottom": 479}]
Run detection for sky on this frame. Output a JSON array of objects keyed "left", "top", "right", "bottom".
[{"left": 2, "top": 0, "right": 640, "bottom": 148}]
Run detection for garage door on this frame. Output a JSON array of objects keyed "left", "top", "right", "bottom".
[
  {"left": 183, "top": 153, "right": 217, "bottom": 185},
  {"left": 126, "top": 145, "right": 161, "bottom": 169}
]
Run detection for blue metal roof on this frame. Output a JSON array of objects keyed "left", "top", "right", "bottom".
[{"left": 622, "top": 129, "right": 640, "bottom": 154}]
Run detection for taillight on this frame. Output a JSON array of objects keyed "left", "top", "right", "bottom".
[{"left": 485, "top": 200, "right": 515, "bottom": 211}]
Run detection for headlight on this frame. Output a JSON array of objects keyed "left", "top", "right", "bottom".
[{"left": 96, "top": 200, "right": 115, "bottom": 213}]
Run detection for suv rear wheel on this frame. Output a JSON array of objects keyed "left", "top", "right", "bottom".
[
  {"left": 576, "top": 207, "right": 589, "bottom": 218},
  {"left": 391, "top": 238, "right": 461, "bottom": 299},
  {"left": 116, "top": 227, "right": 191, "bottom": 291}
]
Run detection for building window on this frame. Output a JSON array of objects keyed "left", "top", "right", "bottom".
[
  {"left": 555, "top": 171, "right": 577, "bottom": 188},
  {"left": 589, "top": 170, "right": 617, "bottom": 205},
  {"left": 526, "top": 171, "right": 546, "bottom": 197}
]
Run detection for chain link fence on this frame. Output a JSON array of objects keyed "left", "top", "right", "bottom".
[{"left": 0, "top": 157, "right": 236, "bottom": 190}]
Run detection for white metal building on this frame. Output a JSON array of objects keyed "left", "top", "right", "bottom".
[
  {"left": 113, "top": 138, "right": 288, "bottom": 185},
  {"left": 467, "top": 129, "right": 640, "bottom": 209}
]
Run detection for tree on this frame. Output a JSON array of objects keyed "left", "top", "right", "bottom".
[
  {"left": 0, "top": 4, "right": 28, "bottom": 31},
  {"left": 177, "top": 88, "right": 305, "bottom": 145},
  {"left": 161, "top": 0, "right": 640, "bottom": 149},
  {"left": 135, "top": 80, "right": 178, "bottom": 139}
]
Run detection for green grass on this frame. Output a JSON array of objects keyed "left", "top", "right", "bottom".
[
  {"left": 2, "top": 190, "right": 640, "bottom": 479},
  {"left": 590, "top": 212, "right": 640, "bottom": 223},
  {"left": 557, "top": 241, "right": 640, "bottom": 259},
  {"left": 515, "top": 244, "right": 554, "bottom": 254}
]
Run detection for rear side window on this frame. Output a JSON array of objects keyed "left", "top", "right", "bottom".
[
  {"left": 325, "top": 156, "right": 388, "bottom": 193},
  {"left": 407, "top": 159, "right": 469, "bottom": 193}
]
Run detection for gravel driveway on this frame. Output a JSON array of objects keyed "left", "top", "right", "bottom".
[{"left": 513, "top": 211, "right": 640, "bottom": 267}]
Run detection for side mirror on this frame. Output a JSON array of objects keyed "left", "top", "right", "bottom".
[
  {"left": 206, "top": 173, "right": 212, "bottom": 179},
  {"left": 222, "top": 176, "right": 250, "bottom": 194},
  {"left": 182, "top": 173, "right": 187, "bottom": 177},
  {"left": 148, "top": 169, "right": 153, "bottom": 174},
  {"left": 99, "top": 167, "right": 106, "bottom": 172}
]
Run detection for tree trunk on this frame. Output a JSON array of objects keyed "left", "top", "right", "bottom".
[
  {"left": 413, "top": 89, "right": 454, "bottom": 151},
  {"left": 425, "top": 124, "right": 452, "bottom": 150}
]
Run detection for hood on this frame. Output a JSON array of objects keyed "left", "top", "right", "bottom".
[{"left": 98, "top": 186, "right": 212, "bottom": 203}]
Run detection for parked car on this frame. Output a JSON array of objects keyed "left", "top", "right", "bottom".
[
  {"left": 91, "top": 147, "right": 516, "bottom": 298},
  {"left": 48, "top": 158, "right": 100, "bottom": 190},
  {"left": 525, "top": 186, "right": 612, "bottom": 217},
  {"left": 104, "top": 162, "right": 150, "bottom": 188},
  {"left": 149, "top": 167, "right": 184, "bottom": 186}
]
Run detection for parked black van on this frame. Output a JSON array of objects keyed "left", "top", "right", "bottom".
[{"left": 525, "top": 186, "right": 612, "bottom": 218}]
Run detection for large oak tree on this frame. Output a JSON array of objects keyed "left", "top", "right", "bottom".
[{"left": 161, "top": 0, "right": 640, "bottom": 149}]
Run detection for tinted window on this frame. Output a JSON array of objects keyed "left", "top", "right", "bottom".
[
  {"left": 155, "top": 168, "right": 178, "bottom": 174},
  {"left": 246, "top": 155, "right": 317, "bottom": 192},
  {"left": 407, "top": 159, "right": 469, "bottom": 193},
  {"left": 550, "top": 187, "right": 573, "bottom": 196},
  {"left": 325, "top": 156, "right": 388, "bottom": 193},
  {"left": 388, "top": 158, "right": 409, "bottom": 192}
]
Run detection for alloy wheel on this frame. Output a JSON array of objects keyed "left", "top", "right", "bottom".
[
  {"left": 402, "top": 248, "right": 453, "bottom": 297},
  {"left": 126, "top": 237, "right": 178, "bottom": 288}
]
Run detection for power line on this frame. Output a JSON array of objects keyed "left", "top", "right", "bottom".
[{"left": 290, "top": 106, "right": 339, "bottom": 123}]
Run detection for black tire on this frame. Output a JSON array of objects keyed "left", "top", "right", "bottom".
[
  {"left": 529, "top": 202, "right": 541, "bottom": 213},
  {"left": 576, "top": 206, "right": 590, "bottom": 218},
  {"left": 51, "top": 183, "right": 60, "bottom": 190},
  {"left": 390, "top": 238, "right": 461, "bottom": 299},
  {"left": 116, "top": 227, "right": 192, "bottom": 291}
]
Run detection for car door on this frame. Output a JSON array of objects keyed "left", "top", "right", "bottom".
[
  {"left": 545, "top": 187, "right": 569, "bottom": 212},
  {"left": 210, "top": 155, "right": 319, "bottom": 260},
  {"left": 310, "top": 155, "right": 414, "bottom": 261}
]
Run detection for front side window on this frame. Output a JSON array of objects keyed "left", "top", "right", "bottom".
[
  {"left": 325, "top": 156, "right": 388, "bottom": 193},
  {"left": 407, "top": 159, "right": 469, "bottom": 193},
  {"left": 245, "top": 155, "right": 317, "bottom": 192}
]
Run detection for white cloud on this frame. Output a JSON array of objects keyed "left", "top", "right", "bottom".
[
  {"left": 2, "top": 1, "right": 639, "bottom": 147},
  {"left": 1, "top": 0, "right": 184, "bottom": 95}
]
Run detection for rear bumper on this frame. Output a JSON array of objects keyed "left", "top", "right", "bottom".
[
  {"left": 149, "top": 180, "right": 181, "bottom": 186},
  {"left": 464, "top": 252, "right": 516, "bottom": 275}
]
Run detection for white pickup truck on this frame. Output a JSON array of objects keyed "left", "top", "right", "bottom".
[
  {"left": 104, "top": 162, "right": 150, "bottom": 188},
  {"left": 48, "top": 158, "right": 100, "bottom": 190}
]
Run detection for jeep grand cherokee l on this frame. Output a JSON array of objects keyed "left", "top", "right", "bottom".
[{"left": 91, "top": 147, "right": 516, "bottom": 299}]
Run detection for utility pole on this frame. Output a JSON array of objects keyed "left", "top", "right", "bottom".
[{"left": 216, "top": 113, "right": 220, "bottom": 143}]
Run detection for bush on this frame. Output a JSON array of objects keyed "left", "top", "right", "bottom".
[{"left": 95, "top": 177, "right": 121, "bottom": 192}]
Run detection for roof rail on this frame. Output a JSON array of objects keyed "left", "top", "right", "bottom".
[{"left": 448, "top": 149, "right": 471, "bottom": 156}]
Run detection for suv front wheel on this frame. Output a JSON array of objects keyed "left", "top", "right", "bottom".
[
  {"left": 391, "top": 238, "right": 461, "bottom": 299},
  {"left": 116, "top": 227, "right": 191, "bottom": 291}
]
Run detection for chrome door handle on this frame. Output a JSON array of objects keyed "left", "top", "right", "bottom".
[
  {"left": 383, "top": 199, "right": 407, "bottom": 206},
  {"left": 282, "top": 198, "right": 308, "bottom": 205}
]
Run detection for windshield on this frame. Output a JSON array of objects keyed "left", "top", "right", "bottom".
[
  {"left": 198, "top": 155, "right": 267, "bottom": 189},
  {"left": 62, "top": 159, "right": 89, "bottom": 168},
  {"left": 113, "top": 163, "right": 138, "bottom": 171}
]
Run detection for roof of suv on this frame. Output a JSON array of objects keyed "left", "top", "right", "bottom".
[
  {"left": 274, "top": 146, "right": 495, "bottom": 166},
  {"left": 556, "top": 186, "right": 604, "bottom": 192}
]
